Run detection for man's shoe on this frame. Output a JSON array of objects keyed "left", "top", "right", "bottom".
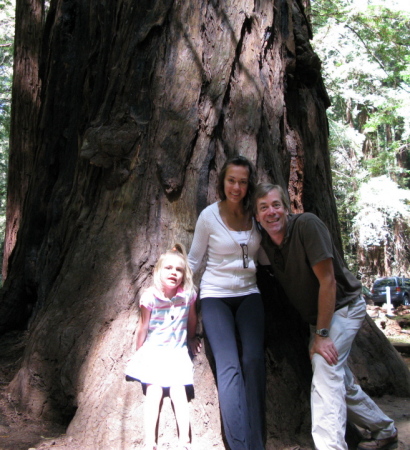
[{"left": 357, "top": 428, "right": 398, "bottom": 450}]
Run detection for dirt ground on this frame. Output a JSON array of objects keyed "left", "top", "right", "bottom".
[
  {"left": 0, "top": 329, "right": 409, "bottom": 450},
  {"left": 0, "top": 331, "right": 65, "bottom": 450},
  {"left": 372, "top": 393, "right": 410, "bottom": 450}
]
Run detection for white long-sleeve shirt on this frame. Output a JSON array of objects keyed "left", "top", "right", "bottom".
[{"left": 188, "top": 202, "right": 262, "bottom": 298}]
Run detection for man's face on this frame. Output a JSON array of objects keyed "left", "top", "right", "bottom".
[{"left": 255, "top": 189, "right": 289, "bottom": 243}]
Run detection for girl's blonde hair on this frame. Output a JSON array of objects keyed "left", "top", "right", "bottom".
[{"left": 153, "top": 243, "right": 196, "bottom": 296}]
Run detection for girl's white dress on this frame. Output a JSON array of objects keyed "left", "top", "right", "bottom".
[{"left": 125, "top": 286, "right": 196, "bottom": 387}]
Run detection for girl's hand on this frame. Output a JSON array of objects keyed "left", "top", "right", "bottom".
[{"left": 188, "top": 336, "right": 202, "bottom": 356}]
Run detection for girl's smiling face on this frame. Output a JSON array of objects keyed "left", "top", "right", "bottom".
[{"left": 160, "top": 254, "right": 185, "bottom": 296}]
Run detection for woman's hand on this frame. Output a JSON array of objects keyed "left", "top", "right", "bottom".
[
  {"left": 188, "top": 336, "right": 202, "bottom": 356},
  {"left": 136, "top": 306, "right": 151, "bottom": 350}
]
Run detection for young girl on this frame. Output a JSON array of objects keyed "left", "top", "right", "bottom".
[{"left": 125, "top": 244, "right": 200, "bottom": 450}]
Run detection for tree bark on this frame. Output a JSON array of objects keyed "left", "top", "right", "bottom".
[{"left": 1, "top": 0, "right": 409, "bottom": 448}]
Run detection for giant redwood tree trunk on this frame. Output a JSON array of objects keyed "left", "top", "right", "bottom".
[{"left": 1, "top": 0, "right": 409, "bottom": 448}]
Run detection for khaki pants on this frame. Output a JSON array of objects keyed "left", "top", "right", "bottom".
[{"left": 310, "top": 296, "right": 395, "bottom": 449}]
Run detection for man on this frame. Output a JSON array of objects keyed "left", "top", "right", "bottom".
[{"left": 254, "top": 183, "right": 397, "bottom": 450}]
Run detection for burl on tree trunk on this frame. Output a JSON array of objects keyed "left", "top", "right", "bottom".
[{"left": 1, "top": 0, "right": 409, "bottom": 449}]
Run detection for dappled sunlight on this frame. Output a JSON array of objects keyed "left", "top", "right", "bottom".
[{"left": 354, "top": 176, "right": 410, "bottom": 246}]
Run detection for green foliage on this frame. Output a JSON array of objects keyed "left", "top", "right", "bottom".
[
  {"left": 311, "top": 0, "right": 410, "bottom": 275},
  {"left": 312, "top": 0, "right": 410, "bottom": 182},
  {"left": 0, "top": 0, "right": 14, "bottom": 118},
  {"left": 346, "top": 6, "right": 410, "bottom": 89},
  {"left": 311, "top": 0, "right": 410, "bottom": 87}
]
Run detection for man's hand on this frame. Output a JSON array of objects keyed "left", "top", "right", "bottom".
[
  {"left": 188, "top": 336, "right": 202, "bottom": 356},
  {"left": 310, "top": 335, "right": 338, "bottom": 365}
]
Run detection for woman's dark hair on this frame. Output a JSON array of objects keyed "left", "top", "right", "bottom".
[{"left": 217, "top": 155, "right": 257, "bottom": 211}]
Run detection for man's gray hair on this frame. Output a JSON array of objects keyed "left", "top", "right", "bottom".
[{"left": 253, "top": 183, "right": 290, "bottom": 213}]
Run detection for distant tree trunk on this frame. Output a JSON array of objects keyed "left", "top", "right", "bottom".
[
  {"left": 1, "top": 0, "right": 409, "bottom": 448},
  {"left": 2, "top": 0, "right": 43, "bottom": 279}
]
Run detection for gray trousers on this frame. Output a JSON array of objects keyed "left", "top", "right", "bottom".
[{"left": 310, "top": 296, "right": 395, "bottom": 449}]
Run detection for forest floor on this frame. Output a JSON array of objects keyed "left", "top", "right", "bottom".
[
  {"left": 0, "top": 309, "right": 409, "bottom": 450},
  {"left": 0, "top": 331, "right": 66, "bottom": 450}
]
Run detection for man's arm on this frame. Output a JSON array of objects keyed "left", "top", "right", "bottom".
[{"left": 310, "top": 258, "right": 339, "bottom": 365}]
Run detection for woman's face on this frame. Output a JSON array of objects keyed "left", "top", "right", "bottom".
[{"left": 223, "top": 164, "right": 249, "bottom": 204}]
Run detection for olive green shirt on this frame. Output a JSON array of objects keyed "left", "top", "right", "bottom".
[{"left": 261, "top": 213, "right": 362, "bottom": 324}]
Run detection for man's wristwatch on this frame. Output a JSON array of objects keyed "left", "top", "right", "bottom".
[{"left": 315, "top": 328, "right": 330, "bottom": 337}]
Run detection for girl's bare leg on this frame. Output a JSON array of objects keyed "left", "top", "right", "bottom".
[
  {"left": 169, "top": 385, "right": 190, "bottom": 447},
  {"left": 144, "top": 384, "right": 163, "bottom": 448}
]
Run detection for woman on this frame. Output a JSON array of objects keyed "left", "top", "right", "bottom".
[{"left": 188, "top": 155, "right": 265, "bottom": 450}]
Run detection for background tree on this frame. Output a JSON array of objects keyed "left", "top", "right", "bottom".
[
  {"left": 1, "top": 0, "right": 409, "bottom": 449},
  {"left": 310, "top": 0, "right": 410, "bottom": 285},
  {"left": 0, "top": 0, "right": 15, "bottom": 272}
]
